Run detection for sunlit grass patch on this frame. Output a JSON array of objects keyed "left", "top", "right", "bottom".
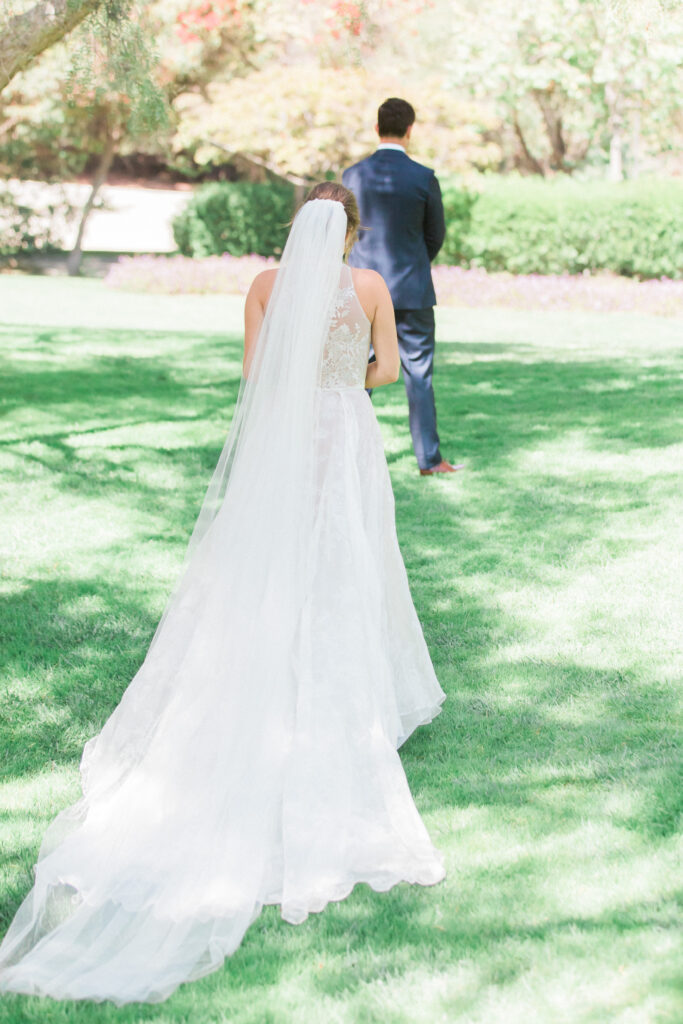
[{"left": 0, "top": 278, "right": 680, "bottom": 1022}]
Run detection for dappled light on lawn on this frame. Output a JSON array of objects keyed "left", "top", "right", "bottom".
[{"left": 0, "top": 280, "right": 680, "bottom": 1023}]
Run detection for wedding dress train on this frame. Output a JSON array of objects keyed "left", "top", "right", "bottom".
[{"left": 0, "top": 200, "right": 446, "bottom": 1004}]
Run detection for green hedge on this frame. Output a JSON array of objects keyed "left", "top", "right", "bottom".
[
  {"left": 172, "top": 181, "right": 295, "bottom": 258},
  {"left": 172, "top": 178, "right": 682, "bottom": 279},
  {"left": 440, "top": 178, "right": 683, "bottom": 279}
]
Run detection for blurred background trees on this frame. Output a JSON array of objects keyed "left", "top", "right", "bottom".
[
  {"left": 447, "top": 0, "right": 682, "bottom": 180},
  {"left": 2, "top": 0, "right": 680, "bottom": 185},
  {"left": 0, "top": 0, "right": 681, "bottom": 272},
  {"left": 0, "top": 0, "right": 103, "bottom": 90}
]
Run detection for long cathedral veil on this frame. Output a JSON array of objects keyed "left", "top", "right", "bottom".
[
  {"left": 79, "top": 195, "right": 349, "bottom": 796},
  {"left": 186, "top": 196, "right": 348, "bottom": 559},
  {"left": 0, "top": 199, "right": 354, "bottom": 1002}
]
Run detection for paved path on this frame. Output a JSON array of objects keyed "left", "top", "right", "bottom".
[{"left": 7, "top": 179, "right": 192, "bottom": 253}]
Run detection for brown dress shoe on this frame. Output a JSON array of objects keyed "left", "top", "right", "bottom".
[{"left": 419, "top": 460, "right": 465, "bottom": 476}]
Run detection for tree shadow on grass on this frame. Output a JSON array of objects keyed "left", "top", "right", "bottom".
[
  {"left": 183, "top": 634, "right": 680, "bottom": 1020},
  {"left": 0, "top": 323, "right": 680, "bottom": 1018},
  {"left": 0, "top": 576, "right": 162, "bottom": 782},
  {"left": 438, "top": 661, "right": 682, "bottom": 837},
  {"left": 0, "top": 572, "right": 678, "bottom": 1019},
  {"left": 387, "top": 457, "right": 681, "bottom": 841},
  {"left": 0, "top": 326, "right": 240, "bottom": 424},
  {"left": 376, "top": 342, "right": 683, "bottom": 466},
  {"left": 166, "top": 859, "right": 680, "bottom": 1023},
  {"left": 0, "top": 325, "right": 243, "bottom": 552}
]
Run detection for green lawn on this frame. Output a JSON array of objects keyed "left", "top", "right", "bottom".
[{"left": 0, "top": 276, "right": 681, "bottom": 1023}]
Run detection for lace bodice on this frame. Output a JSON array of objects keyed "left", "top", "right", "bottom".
[{"left": 320, "top": 266, "right": 371, "bottom": 389}]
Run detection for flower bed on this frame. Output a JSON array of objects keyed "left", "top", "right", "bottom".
[
  {"left": 105, "top": 253, "right": 277, "bottom": 296},
  {"left": 432, "top": 265, "right": 683, "bottom": 317},
  {"left": 105, "top": 254, "right": 683, "bottom": 317}
]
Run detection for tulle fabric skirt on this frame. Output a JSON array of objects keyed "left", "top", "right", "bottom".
[{"left": 0, "top": 387, "right": 446, "bottom": 1005}]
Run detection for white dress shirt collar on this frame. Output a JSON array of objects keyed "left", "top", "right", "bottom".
[{"left": 376, "top": 143, "right": 407, "bottom": 153}]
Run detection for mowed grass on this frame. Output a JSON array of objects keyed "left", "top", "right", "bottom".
[{"left": 0, "top": 275, "right": 681, "bottom": 1023}]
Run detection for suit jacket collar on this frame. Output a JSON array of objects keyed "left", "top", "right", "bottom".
[{"left": 372, "top": 147, "right": 408, "bottom": 160}]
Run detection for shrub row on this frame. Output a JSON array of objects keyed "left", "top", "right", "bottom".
[
  {"left": 172, "top": 178, "right": 683, "bottom": 279},
  {"left": 105, "top": 253, "right": 683, "bottom": 317},
  {"left": 440, "top": 178, "right": 683, "bottom": 279},
  {"left": 172, "top": 181, "right": 294, "bottom": 258}
]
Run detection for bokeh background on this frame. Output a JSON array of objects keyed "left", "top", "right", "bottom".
[{"left": 1, "top": 0, "right": 682, "bottom": 296}]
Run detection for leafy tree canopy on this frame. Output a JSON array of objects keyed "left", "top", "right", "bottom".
[{"left": 173, "top": 64, "right": 501, "bottom": 183}]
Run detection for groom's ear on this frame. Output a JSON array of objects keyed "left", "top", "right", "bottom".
[{"left": 374, "top": 123, "right": 380, "bottom": 137}]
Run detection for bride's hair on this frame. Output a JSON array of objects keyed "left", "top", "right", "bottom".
[{"left": 301, "top": 182, "right": 360, "bottom": 254}]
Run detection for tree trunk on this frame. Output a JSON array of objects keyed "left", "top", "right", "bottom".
[
  {"left": 605, "top": 82, "right": 624, "bottom": 182},
  {"left": 629, "top": 108, "right": 641, "bottom": 180},
  {"left": 512, "top": 113, "right": 546, "bottom": 176},
  {"left": 608, "top": 128, "right": 623, "bottom": 182},
  {"left": 0, "top": 0, "right": 102, "bottom": 92},
  {"left": 534, "top": 92, "right": 568, "bottom": 172},
  {"left": 67, "top": 133, "right": 116, "bottom": 277}
]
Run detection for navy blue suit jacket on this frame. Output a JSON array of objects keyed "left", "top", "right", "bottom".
[{"left": 342, "top": 148, "right": 446, "bottom": 310}]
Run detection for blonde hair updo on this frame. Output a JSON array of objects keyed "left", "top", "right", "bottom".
[{"left": 301, "top": 181, "right": 361, "bottom": 256}]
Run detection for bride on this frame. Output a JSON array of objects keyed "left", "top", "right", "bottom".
[{"left": 0, "top": 182, "right": 446, "bottom": 1005}]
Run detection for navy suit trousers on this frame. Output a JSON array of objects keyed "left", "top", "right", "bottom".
[
  {"left": 369, "top": 308, "right": 442, "bottom": 470},
  {"left": 395, "top": 309, "right": 442, "bottom": 470}
]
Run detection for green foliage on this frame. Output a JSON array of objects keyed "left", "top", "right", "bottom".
[
  {"left": 0, "top": 3, "right": 169, "bottom": 192},
  {"left": 440, "top": 178, "right": 683, "bottom": 278},
  {"left": 68, "top": 2, "right": 169, "bottom": 135},
  {"left": 447, "top": 0, "right": 683, "bottom": 177},
  {"left": 173, "top": 65, "right": 499, "bottom": 181},
  {"left": 172, "top": 181, "right": 295, "bottom": 257},
  {"left": 435, "top": 186, "right": 478, "bottom": 266},
  {"left": 171, "top": 177, "right": 683, "bottom": 277}
]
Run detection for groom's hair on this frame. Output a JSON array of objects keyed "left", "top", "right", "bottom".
[{"left": 378, "top": 98, "right": 415, "bottom": 138}]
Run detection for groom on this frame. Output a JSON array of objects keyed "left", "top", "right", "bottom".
[{"left": 342, "top": 97, "right": 461, "bottom": 475}]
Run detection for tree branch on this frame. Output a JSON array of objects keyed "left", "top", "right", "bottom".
[
  {"left": 206, "top": 142, "right": 310, "bottom": 187},
  {"left": 0, "top": 0, "right": 102, "bottom": 92},
  {"left": 0, "top": 113, "right": 22, "bottom": 138}
]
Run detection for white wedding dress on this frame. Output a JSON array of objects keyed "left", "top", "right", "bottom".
[{"left": 0, "top": 200, "right": 446, "bottom": 1005}]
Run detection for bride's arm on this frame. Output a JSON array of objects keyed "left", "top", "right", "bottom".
[
  {"left": 243, "top": 270, "right": 277, "bottom": 377},
  {"left": 363, "top": 272, "right": 400, "bottom": 389}
]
